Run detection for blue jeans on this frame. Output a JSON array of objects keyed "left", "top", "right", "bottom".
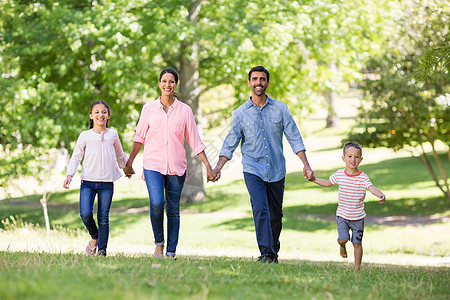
[
  {"left": 144, "top": 169, "right": 186, "bottom": 256},
  {"left": 244, "top": 172, "right": 285, "bottom": 258},
  {"left": 79, "top": 181, "right": 114, "bottom": 252}
]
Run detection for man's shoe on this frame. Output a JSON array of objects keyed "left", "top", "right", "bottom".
[
  {"left": 273, "top": 256, "right": 279, "bottom": 264},
  {"left": 257, "top": 254, "right": 274, "bottom": 263},
  {"left": 97, "top": 249, "right": 107, "bottom": 257}
]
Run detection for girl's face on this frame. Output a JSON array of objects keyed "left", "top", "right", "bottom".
[
  {"left": 158, "top": 73, "right": 177, "bottom": 97},
  {"left": 89, "top": 104, "right": 110, "bottom": 128}
]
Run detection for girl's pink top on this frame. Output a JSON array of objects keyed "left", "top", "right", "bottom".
[
  {"left": 66, "top": 128, "right": 128, "bottom": 182},
  {"left": 133, "top": 98, "right": 206, "bottom": 178}
]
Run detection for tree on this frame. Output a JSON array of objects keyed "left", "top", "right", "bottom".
[
  {"left": 347, "top": 0, "right": 449, "bottom": 199},
  {"left": 1, "top": 0, "right": 399, "bottom": 202}
]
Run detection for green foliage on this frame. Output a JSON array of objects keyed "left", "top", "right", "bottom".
[
  {"left": 0, "top": 0, "right": 403, "bottom": 192},
  {"left": 346, "top": 0, "right": 449, "bottom": 198}
]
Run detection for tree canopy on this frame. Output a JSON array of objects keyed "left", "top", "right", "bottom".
[
  {"left": 1, "top": 0, "right": 401, "bottom": 199},
  {"left": 347, "top": 0, "right": 449, "bottom": 199}
]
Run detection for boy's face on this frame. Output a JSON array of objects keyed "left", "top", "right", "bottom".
[{"left": 342, "top": 146, "right": 363, "bottom": 171}]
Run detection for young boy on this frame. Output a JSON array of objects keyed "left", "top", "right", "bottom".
[{"left": 310, "top": 142, "right": 385, "bottom": 270}]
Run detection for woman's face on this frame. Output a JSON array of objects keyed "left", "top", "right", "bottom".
[{"left": 159, "top": 73, "right": 177, "bottom": 97}]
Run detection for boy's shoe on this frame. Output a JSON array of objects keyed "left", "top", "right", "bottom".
[
  {"left": 257, "top": 254, "right": 274, "bottom": 263},
  {"left": 97, "top": 249, "right": 107, "bottom": 257}
]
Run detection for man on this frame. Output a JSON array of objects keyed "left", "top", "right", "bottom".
[{"left": 213, "top": 66, "right": 315, "bottom": 263}]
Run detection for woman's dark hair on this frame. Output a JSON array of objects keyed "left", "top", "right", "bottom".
[
  {"left": 159, "top": 68, "right": 179, "bottom": 84},
  {"left": 89, "top": 100, "right": 110, "bottom": 129},
  {"left": 248, "top": 66, "right": 270, "bottom": 82}
]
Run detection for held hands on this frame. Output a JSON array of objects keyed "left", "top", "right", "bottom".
[
  {"left": 206, "top": 167, "right": 221, "bottom": 182},
  {"left": 123, "top": 162, "right": 135, "bottom": 179},
  {"left": 304, "top": 166, "right": 315, "bottom": 182}
]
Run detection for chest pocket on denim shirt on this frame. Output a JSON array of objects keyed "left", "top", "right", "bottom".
[
  {"left": 268, "top": 116, "right": 283, "bottom": 133},
  {"left": 242, "top": 121, "right": 257, "bottom": 137}
]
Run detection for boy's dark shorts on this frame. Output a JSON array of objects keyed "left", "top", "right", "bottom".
[{"left": 336, "top": 216, "right": 364, "bottom": 244}]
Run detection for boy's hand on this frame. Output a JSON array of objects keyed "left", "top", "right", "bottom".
[
  {"left": 378, "top": 194, "right": 386, "bottom": 205},
  {"left": 304, "top": 167, "right": 315, "bottom": 181}
]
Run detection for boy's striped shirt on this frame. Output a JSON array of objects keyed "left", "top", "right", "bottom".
[{"left": 329, "top": 169, "right": 373, "bottom": 220}]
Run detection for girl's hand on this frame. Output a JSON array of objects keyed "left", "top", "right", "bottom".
[
  {"left": 123, "top": 164, "right": 135, "bottom": 178},
  {"left": 63, "top": 175, "right": 72, "bottom": 189}
]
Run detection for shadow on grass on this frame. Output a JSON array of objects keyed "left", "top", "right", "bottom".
[
  {"left": 212, "top": 215, "right": 335, "bottom": 232},
  {"left": 285, "top": 154, "right": 448, "bottom": 192},
  {"left": 210, "top": 195, "right": 448, "bottom": 233},
  {"left": 182, "top": 179, "right": 248, "bottom": 213}
]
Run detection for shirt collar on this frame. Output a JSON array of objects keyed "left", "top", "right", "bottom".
[
  {"left": 246, "top": 95, "right": 273, "bottom": 109},
  {"left": 158, "top": 97, "right": 179, "bottom": 110}
]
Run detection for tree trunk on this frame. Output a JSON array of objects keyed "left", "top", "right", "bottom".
[
  {"left": 40, "top": 191, "right": 51, "bottom": 235},
  {"left": 325, "top": 61, "right": 339, "bottom": 128},
  {"left": 419, "top": 144, "right": 449, "bottom": 200},
  {"left": 179, "top": 0, "right": 205, "bottom": 203}
]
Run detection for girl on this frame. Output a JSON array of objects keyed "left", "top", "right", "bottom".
[
  {"left": 123, "top": 68, "right": 216, "bottom": 259},
  {"left": 63, "top": 100, "right": 128, "bottom": 257}
]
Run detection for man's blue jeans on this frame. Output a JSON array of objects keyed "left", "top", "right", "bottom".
[
  {"left": 243, "top": 172, "right": 285, "bottom": 258},
  {"left": 144, "top": 169, "right": 186, "bottom": 256},
  {"left": 79, "top": 180, "right": 114, "bottom": 252}
]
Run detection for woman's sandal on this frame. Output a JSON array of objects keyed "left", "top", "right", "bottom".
[
  {"left": 153, "top": 245, "right": 164, "bottom": 258},
  {"left": 85, "top": 241, "right": 97, "bottom": 256}
]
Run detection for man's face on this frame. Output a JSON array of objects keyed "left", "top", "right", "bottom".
[{"left": 248, "top": 71, "right": 269, "bottom": 97}]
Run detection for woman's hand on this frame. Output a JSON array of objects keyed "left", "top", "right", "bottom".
[
  {"left": 123, "top": 162, "right": 135, "bottom": 178},
  {"left": 206, "top": 167, "right": 217, "bottom": 182}
]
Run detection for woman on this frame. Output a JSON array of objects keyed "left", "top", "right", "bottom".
[{"left": 124, "top": 68, "right": 216, "bottom": 259}]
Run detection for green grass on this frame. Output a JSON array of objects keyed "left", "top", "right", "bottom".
[
  {"left": 1, "top": 251, "right": 448, "bottom": 300},
  {"left": 1, "top": 115, "right": 449, "bottom": 299}
]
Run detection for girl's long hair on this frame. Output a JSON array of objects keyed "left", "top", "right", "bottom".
[{"left": 89, "top": 100, "right": 110, "bottom": 129}]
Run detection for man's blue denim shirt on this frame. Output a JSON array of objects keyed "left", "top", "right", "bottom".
[{"left": 220, "top": 95, "right": 306, "bottom": 182}]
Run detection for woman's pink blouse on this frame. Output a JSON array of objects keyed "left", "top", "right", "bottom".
[{"left": 133, "top": 98, "right": 206, "bottom": 178}]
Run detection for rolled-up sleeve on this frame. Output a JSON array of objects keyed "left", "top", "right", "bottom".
[
  {"left": 282, "top": 104, "right": 306, "bottom": 154},
  {"left": 185, "top": 106, "right": 206, "bottom": 155},
  {"left": 133, "top": 106, "right": 149, "bottom": 144},
  {"left": 219, "top": 111, "right": 243, "bottom": 160}
]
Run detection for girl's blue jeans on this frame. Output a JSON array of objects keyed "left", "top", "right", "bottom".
[
  {"left": 79, "top": 180, "right": 114, "bottom": 252},
  {"left": 144, "top": 169, "right": 186, "bottom": 256}
]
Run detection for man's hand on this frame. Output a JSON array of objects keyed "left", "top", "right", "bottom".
[{"left": 304, "top": 166, "right": 315, "bottom": 181}]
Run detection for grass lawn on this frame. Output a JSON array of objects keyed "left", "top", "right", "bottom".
[
  {"left": 1, "top": 113, "right": 449, "bottom": 299},
  {"left": 1, "top": 251, "right": 449, "bottom": 300}
]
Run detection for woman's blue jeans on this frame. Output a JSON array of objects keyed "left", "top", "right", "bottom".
[
  {"left": 144, "top": 169, "right": 186, "bottom": 256},
  {"left": 79, "top": 180, "right": 114, "bottom": 252}
]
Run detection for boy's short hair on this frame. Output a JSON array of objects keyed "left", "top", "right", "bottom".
[{"left": 343, "top": 141, "right": 362, "bottom": 155}]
